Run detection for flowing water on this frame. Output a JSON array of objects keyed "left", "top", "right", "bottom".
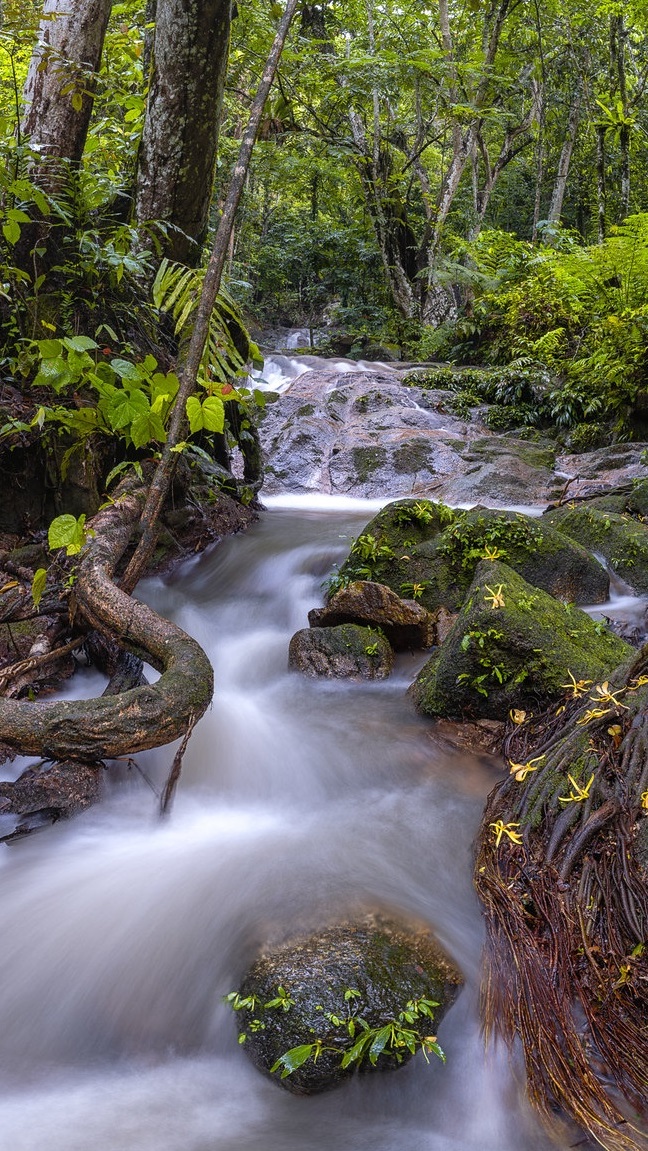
[{"left": 0, "top": 493, "right": 585, "bottom": 1151}]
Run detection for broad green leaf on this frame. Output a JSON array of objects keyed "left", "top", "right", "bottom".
[
  {"left": 110, "top": 357, "right": 142, "bottom": 381},
  {"left": 2, "top": 218, "right": 20, "bottom": 244},
  {"left": 106, "top": 389, "right": 150, "bottom": 430},
  {"left": 130, "top": 409, "right": 167, "bottom": 448},
  {"left": 48, "top": 513, "right": 87, "bottom": 555},
  {"left": 200, "top": 396, "right": 225, "bottom": 433},
  {"left": 270, "top": 1044, "right": 316, "bottom": 1078},
  {"left": 62, "top": 335, "right": 98, "bottom": 352},
  {"left": 37, "top": 339, "right": 62, "bottom": 359},
  {"left": 186, "top": 395, "right": 203, "bottom": 433}
]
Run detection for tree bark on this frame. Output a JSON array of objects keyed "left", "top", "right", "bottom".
[
  {"left": 21, "top": 0, "right": 112, "bottom": 180},
  {"left": 0, "top": 477, "right": 213, "bottom": 761},
  {"left": 135, "top": 0, "right": 232, "bottom": 266},
  {"left": 596, "top": 124, "right": 607, "bottom": 243},
  {"left": 547, "top": 87, "right": 581, "bottom": 226},
  {"left": 122, "top": 0, "right": 300, "bottom": 591}
]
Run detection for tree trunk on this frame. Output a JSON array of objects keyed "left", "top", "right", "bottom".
[
  {"left": 21, "top": 0, "right": 112, "bottom": 179},
  {"left": 122, "top": 0, "right": 300, "bottom": 590},
  {"left": 596, "top": 124, "right": 607, "bottom": 243},
  {"left": 547, "top": 88, "right": 581, "bottom": 226},
  {"left": 610, "top": 15, "right": 630, "bottom": 221},
  {"left": 135, "top": 0, "right": 232, "bottom": 266}
]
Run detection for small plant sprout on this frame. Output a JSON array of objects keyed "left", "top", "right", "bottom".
[
  {"left": 559, "top": 773, "right": 595, "bottom": 804},
  {"left": 484, "top": 583, "right": 506, "bottom": 609},
  {"left": 489, "top": 820, "right": 523, "bottom": 847},
  {"left": 508, "top": 755, "right": 545, "bottom": 782},
  {"left": 481, "top": 545, "right": 503, "bottom": 560}
]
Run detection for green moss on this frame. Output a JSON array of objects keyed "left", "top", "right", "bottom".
[
  {"left": 411, "top": 559, "right": 632, "bottom": 721},
  {"left": 337, "top": 503, "right": 609, "bottom": 613},
  {"left": 351, "top": 446, "right": 387, "bottom": 482},
  {"left": 297, "top": 404, "right": 316, "bottom": 417},
  {"left": 391, "top": 440, "right": 431, "bottom": 474},
  {"left": 544, "top": 505, "right": 648, "bottom": 592}
]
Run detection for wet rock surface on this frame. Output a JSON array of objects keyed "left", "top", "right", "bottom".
[
  {"left": 259, "top": 369, "right": 565, "bottom": 505},
  {"left": 309, "top": 580, "right": 435, "bottom": 651},
  {"left": 259, "top": 367, "right": 648, "bottom": 505},
  {"left": 288, "top": 623, "right": 394, "bottom": 679},
  {"left": 235, "top": 918, "right": 462, "bottom": 1095}
]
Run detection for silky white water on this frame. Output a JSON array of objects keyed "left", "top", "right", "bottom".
[{"left": 0, "top": 503, "right": 575, "bottom": 1151}]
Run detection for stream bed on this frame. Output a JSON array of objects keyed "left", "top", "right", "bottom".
[{"left": 0, "top": 498, "right": 583, "bottom": 1151}]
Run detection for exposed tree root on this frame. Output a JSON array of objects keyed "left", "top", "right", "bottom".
[
  {"left": 0, "top": 475, "right": 214, "bottom": 763},
  {"left": 475, "top": 649, "right": 648, "bottom": 1151}
]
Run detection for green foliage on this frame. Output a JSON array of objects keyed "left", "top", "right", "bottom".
[
  {"left": 12, "top": 338, "right": 179, "bottom": 455},
  {"left": 226, "top": 985, "right": 445, "bottom": 1079},
  {"left": 350, "top": 533, "right": 395, "bottom": 564},
  {"left": 438, "top": 512, "right": 542, "bottom": 571},
  {"left": 31, "top": 567, "right": 47, "bottom": 609},
  {"left": 426, "top": 219, "right": 648, "bottom": 440}
]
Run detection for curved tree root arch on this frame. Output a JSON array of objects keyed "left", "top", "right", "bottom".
[
  {"left": 475, "top": 649, "right": 648, "bottom": 1151},
  {"left": 0, "top": 477, "right": 213, "bottom": 764}
]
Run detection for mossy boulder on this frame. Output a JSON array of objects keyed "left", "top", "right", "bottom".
[
  {"left": 411, "top": 560, "right": 633, "bottom": 721},
  {"left": 337, "top": 499, "right": 609, "bottom": 614},
  {"left": 233, "top": 919, "right": 462, "bottom": 1095},
  {"left": 288, "top": 624, "right": 393, "bottom": 679},
  {"left": 543, "top": 504, "right": 648, "bottom": 593},
  {"left": 309, "top": 580, "right": 435, "bottom": 651}
]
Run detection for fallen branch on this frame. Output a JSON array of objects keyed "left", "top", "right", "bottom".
[{"left": 0, "top": 475, "right": 213, "bottom": 761}]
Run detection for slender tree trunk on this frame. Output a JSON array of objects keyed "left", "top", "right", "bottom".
[
  {"left": 122, "top": 0, "right": 300, "bottom": 591},
  {"left": 135, "top": 0, "right": 232, "bottom": 266},
  {"left": 610, "top": 14, "right": 630, "bottom": 220},
  {"left": 596, "top": 124, "right": 607, "bottom": 243},
  {"left": 547, "top": 88, "right": 581, "bottom": 226},
  {"left": 21, "top": 0, "right": 112, "bottom": 182}
]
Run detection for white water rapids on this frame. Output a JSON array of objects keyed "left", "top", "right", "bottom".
[{"left": 0, "top": 494, "right": 588, "bottom": 1151}]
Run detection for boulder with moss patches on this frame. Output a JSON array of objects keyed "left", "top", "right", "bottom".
[
  {"left": 337, "top": 500, "right": 609, "bottom": 614},
  {"left": 543, "top": 504, "right": 648, "bottom": 593},
  {"left": 232, "top": 918, "right": 462, "bottom": 1095},
  {"left": 309, "top": 581, "right": 435, "bottom": 650},
  {"left": 411, "top": 560, "right": 633, "bottom": 721},
  {"left": 288, "top": 623, "right": 393, "bottom": 679}
]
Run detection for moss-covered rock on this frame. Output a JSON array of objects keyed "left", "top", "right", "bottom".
[
  {"left": 337, "top": 500, "right": 609, "bottom": 613},
  {"left": 309, "top": 580, "right": 435, "bottom": 650},
  {"left": 543, "top": 504, "right": 648, "bottom": 592},
  {"left": 233, "top": 918, "right": 462, "bottom": 1095},
  {"left": 411, "top": 560, "right": 633, "bottom": 721},
  {"left": 288, "top": 624, "right": 393, "bottom": 679}
]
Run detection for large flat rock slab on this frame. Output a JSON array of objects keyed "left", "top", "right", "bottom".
[{"left": 260, "top": 369, "right": 571, "bottom": 506}]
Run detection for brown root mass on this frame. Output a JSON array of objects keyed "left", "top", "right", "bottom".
[{"left": 474, "top": 648, "right": 648, "bottom": 1151}]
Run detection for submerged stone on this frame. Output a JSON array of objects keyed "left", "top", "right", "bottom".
[
  {"left": 233, "top": 918, "right": 462, "bottom": 1095},
  {"left": 288, "top": 623, "right": 393, "bottom": 679},
  {"left": 411, "top": 559, "right": 633, "bottom": 721}
]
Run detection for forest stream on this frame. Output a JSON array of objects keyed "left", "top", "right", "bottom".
[{"left": 0, "top": 355, "right": 643, "bottom": 1151}]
